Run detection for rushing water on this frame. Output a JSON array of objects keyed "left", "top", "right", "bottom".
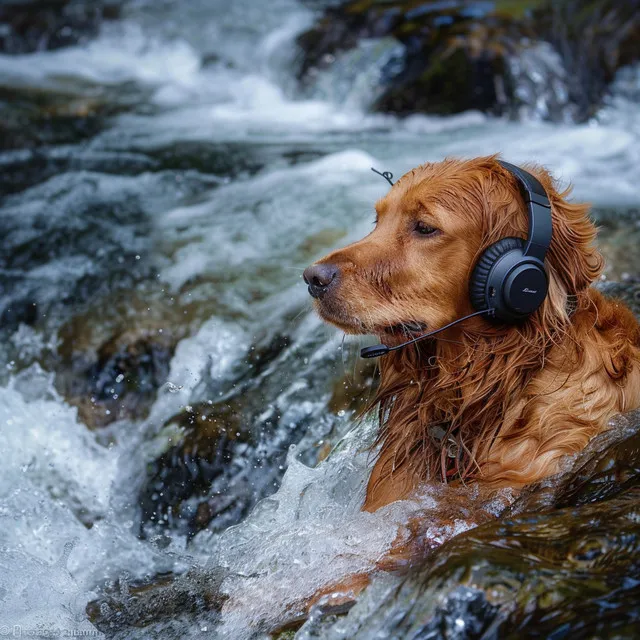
[{"left": 1, "top": 1, "right": 640, "bottom": 638}]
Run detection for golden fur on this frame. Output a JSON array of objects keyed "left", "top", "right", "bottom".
[{"left": 307, "top": 155, "right": 640, "bottom": 512}]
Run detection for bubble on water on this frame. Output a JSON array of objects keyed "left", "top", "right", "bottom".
[{"left": 165, "top": 382, "right": 183, "bottom": 393}]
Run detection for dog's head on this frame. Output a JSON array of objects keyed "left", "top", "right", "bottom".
[{"left": 304, "top": 156, "right": 603, "bottom": 340}]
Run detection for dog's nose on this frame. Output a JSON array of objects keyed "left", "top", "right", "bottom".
[{"left": 303, "top": 263, "right": 339, "bottom": 299}]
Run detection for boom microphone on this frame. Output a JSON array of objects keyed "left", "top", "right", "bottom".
[{"left": 360, "top": 309, "right": 494, "bottom": 359}]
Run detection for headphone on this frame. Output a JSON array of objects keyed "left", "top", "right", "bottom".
[
  {"left": 361, "top": 161, "right": 553, "bottom": 359},
  {"left": 469, "top": 160, "right": 552, "bottom": 322}
]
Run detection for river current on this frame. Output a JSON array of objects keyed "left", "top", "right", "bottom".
[{"left": 1, "top": 1, "right": 639, "bottom": 638}]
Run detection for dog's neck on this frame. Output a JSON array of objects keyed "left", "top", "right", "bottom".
[{"left": 369, "top": 301, "right": 581, "bottom": 489}]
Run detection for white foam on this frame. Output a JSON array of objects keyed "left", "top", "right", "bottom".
[
  {"left": 145, "top": 317, "right": 248, "bottom": 426},
  {"left": 0, "top": 23, "right": 201, "bottom": 92},
  {"left": 208, "top": 418, "right": 513, "bottom": 638}
]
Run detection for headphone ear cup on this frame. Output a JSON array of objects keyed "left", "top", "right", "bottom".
[{"left": 470, "top": 237, "right": 525, "bottom": 313}]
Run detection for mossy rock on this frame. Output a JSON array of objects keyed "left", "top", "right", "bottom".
[
  {"left": 297, "top": 0, "right": 640, "bottom": 121},
  {"left": 297, "top": 1, "right": 538, "bottom": 116}
]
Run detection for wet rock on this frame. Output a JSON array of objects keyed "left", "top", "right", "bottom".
[
  {"left": 297, "top": 0, "right": 640, "bottom": 121},
  {"left": 87, "top": 567, "right": 227, "bottom": 634},
  {"left": 136, "top": 333, "right": 297, "bottom": 539},
  {"left": 60, "top": 328, "right": 178, "bottom": 428},
  {"left": 297, "top": 0, "right": 531, "bottom": 117},
  {"left": 137, "top": 329, "right": 350, "bottom": 540},
  {"left": 138, "top": 399, "right": 254, "bottom": 538},
  {"left": 0, "top": 0, "right": 120, "bottom": 54},
  {"left": 54, "top": 288, "right": 196, "bottom": 429},
  {"left": 534, "top": 0, "right": 640, "bottom": 122},
  {"left": 0, "top": 87, "right": 109, "bottom": 151}
]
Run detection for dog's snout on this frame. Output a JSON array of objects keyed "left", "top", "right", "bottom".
[{"left": 303, "top": 263, "right": 339, "bottom": 299}]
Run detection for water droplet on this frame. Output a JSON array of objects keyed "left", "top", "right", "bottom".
[{"left": 115, "top": 374, "right": 124, "bottom": 383}]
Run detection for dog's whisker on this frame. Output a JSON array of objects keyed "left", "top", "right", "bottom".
[{"left": 288, "top": 305, "right": 311, "bottom": 327}]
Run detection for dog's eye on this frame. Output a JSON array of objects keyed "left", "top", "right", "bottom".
[{"left": 414, "top": 221, "right": 438, "bottom": 236}]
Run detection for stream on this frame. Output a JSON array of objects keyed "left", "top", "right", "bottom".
[{"left": 1, "top": 1, "right": 640, "bottom": 638}]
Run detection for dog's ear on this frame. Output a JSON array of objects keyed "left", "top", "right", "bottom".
[{"left": 526, "top": 166, "right": 603, "bottom": 295}]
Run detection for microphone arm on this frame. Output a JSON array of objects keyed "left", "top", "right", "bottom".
[{"left": 360, "top": 309, "right": 494, "bottom": 359}]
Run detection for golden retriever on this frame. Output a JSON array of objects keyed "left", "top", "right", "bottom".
[{"left": 303, "top": 156, "right": 640, "bottom": 588}]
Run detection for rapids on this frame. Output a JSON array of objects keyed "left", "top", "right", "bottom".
[{"left": 0, "top": 1, "right": 639, "bottom": 638}]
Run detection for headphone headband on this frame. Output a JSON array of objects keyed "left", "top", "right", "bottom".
[{"left": 497, "top": 161, "right": 552, "bottom": 262}]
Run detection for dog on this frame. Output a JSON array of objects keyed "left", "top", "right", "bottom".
[{"left": 304, "top": 155, "right": 640, "bottom": 518}]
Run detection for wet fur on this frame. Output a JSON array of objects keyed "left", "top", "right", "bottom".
[{"left": 309, "top": 156, "right": 640, "bottom": 512}]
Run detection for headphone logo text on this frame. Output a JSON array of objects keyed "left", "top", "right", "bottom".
[{"left": 522, "top": 288, "right": 538, "bottom": 294}]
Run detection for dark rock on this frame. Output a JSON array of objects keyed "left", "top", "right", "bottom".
[
  {"left": 296, "top": 1, "right": 538, "bottom": 116},
  {"left": 138, "top": 399, "right": 254, "bottom": 539},
  {"left": 0, "top": 0, "right": 120, "bottom": 54},
  {"left": 58, "top": 326, "right": 179, "bottom": 428},
  {"left": 0, "top": 86, "right": 116, "bottom": 157},
  {"left": 535, "top": 0, "right": 640, "bottom": 122},
  {"left": 296, "top": 0, "right": 640, "bottom": 121},
  {"left": 136, "top": 328, "right": 354, "bottom": 540},
  {"left": 87, "top": 567, "right": 227, "bottom": 634}
]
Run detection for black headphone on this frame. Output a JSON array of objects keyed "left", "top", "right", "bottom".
[
  {"left": 361, "top": 161, "right": 553, "bottom": 359},
  {"left": 469, "top": 160, "right": 552, "bottom": 322}
]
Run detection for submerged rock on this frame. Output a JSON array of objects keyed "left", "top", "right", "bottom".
[
  {"left": 87, "top": 567, "right": 227, "bottom": 634},
  {"left": 138, "top": 399, "right": 254, "bottom": 538},
  {"left": 60, "top": 328, "right": 178, "bottom": 428},
  {"left": 135, "top": 322, "right": 380, "bottom": 541},
  {"left": 0, "top": 88, "right": 113, "bottom": 155}
]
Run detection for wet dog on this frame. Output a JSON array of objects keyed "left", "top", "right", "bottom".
[{"left": 305, "top": 155, "right": 640, "bottom": 514}]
